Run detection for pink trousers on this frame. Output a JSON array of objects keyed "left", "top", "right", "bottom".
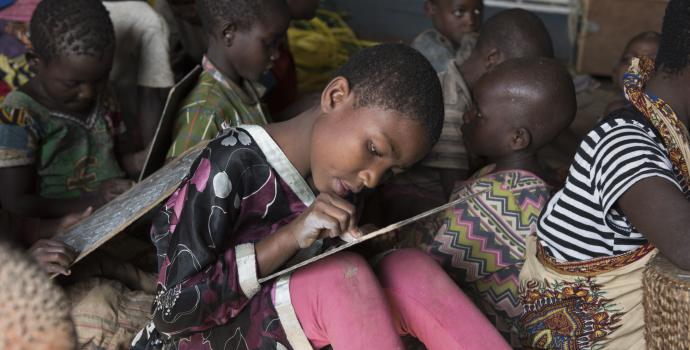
[{"left": 288, "top": 249, "right": 510, "bottom": 350}]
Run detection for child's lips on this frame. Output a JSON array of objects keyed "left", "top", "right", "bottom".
[{"left": 334, "top": 179, "right": 351, "bottom": 197}]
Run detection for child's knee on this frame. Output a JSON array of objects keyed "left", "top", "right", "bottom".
[
  {"left": 377, "top": 248, "right": 443, "bottom": 287},
  {"left": 296, "top": 251, "right": 377, "bottom": 289}
]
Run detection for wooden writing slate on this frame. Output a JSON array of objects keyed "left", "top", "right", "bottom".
[
  {"left": 54, "top": 141, "right": 208, "bottom": 267},
  {"left": 139, "top": 66, "right": 203, "bottom": 182}
]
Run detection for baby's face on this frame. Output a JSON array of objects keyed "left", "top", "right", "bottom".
[
  {"left": 614, "top": 39, "right": 659, "bottom": 88},
  {"left": 429, "top": 0, "right": 483, "bottom": 47}
]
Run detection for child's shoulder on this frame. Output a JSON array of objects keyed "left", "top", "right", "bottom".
[
  {"left": 0, "top": 91, "right": 49, "bottom": 127},
  {"left": 460, "top": 165, "right": 550, "bottom": 195},
  {"left": 411, "top": 28, "right": 446, "bottom": 48}
]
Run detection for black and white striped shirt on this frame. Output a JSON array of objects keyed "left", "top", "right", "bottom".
[{"left": 538, "top": 108, "right": 689, "bottom": 261}]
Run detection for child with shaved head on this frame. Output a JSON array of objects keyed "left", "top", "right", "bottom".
[
  {"left": 406, "top": 57, "right": 576, "bottom": 347},
  {"left": 384, "top": 9, "right": 554, "bottom": 223}
]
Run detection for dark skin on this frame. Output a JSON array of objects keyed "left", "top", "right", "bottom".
[
  {"left": 205, "top": 10, "right": 290, "bottom": 86},
  {"left": 0, "top": 53, "right": 134, "bottom": 218},
  {"left": 462, "top": 58, "right": 575, "bottom": 183},
  {"left": 606, "top": 36, "right": 660, "bottom": 115},
  {"left": 255, "top": 77, "right": 431, "bottom": 276},
  {"left": 286, "top": 0, "right": 320, "bottom": 20},
  {"left": 166, "top": 0, "right": 201, "bottom": 25},
  {"left": 425, "top": 0, "right": 483, "bottom": 48},
  {"left": 618, "top": 67, "right": 690, "bottom": 270}
]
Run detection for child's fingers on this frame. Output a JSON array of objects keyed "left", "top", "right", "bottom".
[
  {"left": 320, "top": 204, "right": 354, "bottom": 233},
  {"left": 39, "top": 262, "right": 71, "bottom": 276},
  {"left": 320, "top": 194, "right": 357, "bottom": 230}
]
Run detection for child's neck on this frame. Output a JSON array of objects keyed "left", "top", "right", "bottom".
[
  {"left": 489, "top": 151, "right": 542, "bottom": 176},
  {"left": 206, "top": 45, "right": 242, "bottom": 86},
  {"left": 263, "top": 106, "right": 320, "bottom": 178}
]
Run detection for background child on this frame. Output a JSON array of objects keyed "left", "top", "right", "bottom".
[
  {"left": 605, "top": 31, "right": 661, "bottom": 114},
  {"left": 520, "top": 1, "right": 690, "bottom": 348},
  {"left": 412, "top": 0, "right": 483, "bottom": 73},
  {"left": 0, "top": 0, "right": 136, "bottom": 219},
  {"left": 0, "top": 240, "right": 76, "bottom": 350},
  {"left": 166, "top": 0, "right": 290, "bottom": 159},
  {"left": 380, "top": 9, "right": 554, "bottom": 223},
  {"left": 405, "top": 57, "right": 576, "bottom": 348},
  {"left": 134, "top": 43, "right": 510, "bottom": 350}
]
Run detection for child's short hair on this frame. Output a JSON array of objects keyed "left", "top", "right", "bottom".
[
  {"left": 197, "top": 0, "right": 289, "bottom": 34},
  {"left": 333, "top": 43, "right": 444, "bottom": 144},
  {"left": 30, "top": 0, "right": 115, "bottom": 61},
  {"left": 477, "top": 8, "right": 553, "bottom": 59},
  {"left": 655, "top": 0, "right": 690, "bottom": 75},
  {"left": 0, "top": 241, "right": 76, "bottom": 349}
]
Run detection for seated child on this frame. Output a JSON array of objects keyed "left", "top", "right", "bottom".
[
  {"left": 406, "top": 58, "right": 576, "bottom": 348},
  {"left": 519, "top": 1, "right": 690, "bottom": 348},
  {"left": 0, "top": 0, "right": 137, "bottom": 219},
  {"left": 412, "top": 0, "right": 483, "bottom": 73},
  {"left": 606, "top": 31, "right": 660, "bottom": 115},
  {"left": 382, "top": 9, "right": 554, "bottom": 223},
  {"left": 166, "top": 0, "right": 290, "bottom": 159},
  {"left": 0, "top": 239, "right": 76, "bottom": 350},
  {"left": 133, "top": 43, "right": 511, "bottom": 350}
]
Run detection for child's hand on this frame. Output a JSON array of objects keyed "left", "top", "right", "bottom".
[
  {"left": 28, "top": 239, "right": 77, "bottom": 276},
  {"left": 289, "top": 193, "right": 357, "bottom": 248},
  {"left": 36, "top": 207, "right": 93, "bottom": 242},
  {"left": 96, "top": 179, "right": 134, "bottom": 207}
]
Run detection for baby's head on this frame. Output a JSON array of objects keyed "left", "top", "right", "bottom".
[
  {"left": 613, "top": 31, "right": 660, "bottom": 88},
  {"left": 424, "top": 0, "right": 483, "bottom": 47},
  {"left": 197, "top": 0, "right": 290, "bottom": 82},
  {"left": 462, "top": 58, "right": 576, "bottom": 160},
  {"left": 29, "top": 0, "right": 115, "bottom": 114},
  {"left": 0, "top": 241, "right": 76, "bottom": 350},
  {"left": 310, "top": 44, "right": 444, "bottom": 198},
  {"left": 460, "top": 8, "right": 553, "bottom": 88}
]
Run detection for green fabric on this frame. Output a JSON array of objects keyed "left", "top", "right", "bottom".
[
  {"left": 166, "top": 58, "right": 269, "bottom": 159},
  {"left": 0, "top": 90, "right": 124, "bottom": 199}
]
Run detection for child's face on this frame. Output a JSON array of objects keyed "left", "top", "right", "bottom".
[
  {"left": 427, "top": 0, "right": 482, "bottom": 47},
  {"left": 223, "top": 11, "right": 290, "bottom": 82},
  {"left": 34, "top": 54, "right": 112, "bottom": 114},
  {"left": 168, "top": 0, "right": 201, "bottom": 25},
  {"left": 310, "top": 83, "right": 431, "bottom": 198},
  {"left": 287, "top": 0, "right": 320, "bottom": 20},
  {"left": 613, "top": 38, "right": 659, "bottom": 88},
  {"left": 461, "top": 77, "right": 516, "bottom": 158}
]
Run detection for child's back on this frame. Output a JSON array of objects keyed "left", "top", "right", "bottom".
[
  {"left": 166, "top": 0, "right": 290, "bottom": 159},
  {"left": 405, "top": 57, "right": 576, "bottom": 347}
]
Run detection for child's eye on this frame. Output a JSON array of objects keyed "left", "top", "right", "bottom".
[
  {"left": 368, "top": 141, "right": 381, "bottom": 157},
  {"left": 453, "top": 9, "right": 466, "bottom": 17},
  {"left": 473, "top": 9, "right": 481, "bottom": 15}
]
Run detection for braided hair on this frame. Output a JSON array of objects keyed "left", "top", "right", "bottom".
[{"left": 656, "top": 0, "right": 690, "bottom": 75}]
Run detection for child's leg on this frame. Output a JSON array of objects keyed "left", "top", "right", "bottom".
[
  {"left": 376, "top": 249, "right": 511, "bottom": 350},
  {"left": 289, "top": 251, "right": 404, "bottom": 350}
]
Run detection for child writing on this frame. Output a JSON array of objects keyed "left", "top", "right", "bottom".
[
  {"left": 0, "top": 0, "right": 137, "bottom": 218},
  {"left": 520, "top": 1, "right": 690, "bottom": 348},
  {"left": 133, "top": 43, "right": 510, "bottom": 350},
  {"left": 406, "top": 58, "right": 576, "bottom": 348},
  {"left": 166, "top": 0, "right": 290, "bottom": 159},
  {"left": 383, "top": 9, "right": 554, "bottom": 223},
  {"left": 412, "top": 0, "right": 483, "bottom": 73}
]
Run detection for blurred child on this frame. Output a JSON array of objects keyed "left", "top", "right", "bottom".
[
  {"left": 383, "top": 9, "right": 554, "bottom": 223},
  {"left": 606, "top": 31, "right": 660, "bottom": 114},
  {"left": 0, "top": 239, "right": 76, "bottom": 350},
  {"left": 519, "top": 1, "right": 690, "bottom": 348},
  {"left": 166, "top": 0, "right": 290, "bottom": 159},
  {"left": 411, "top": 0, "right": 483, "bottom": 72},
  {"left": 133, "top": 43, "right": 510, "bottom": 350},
  {"left": 0, "top": 0, "right": 138, "bottom": 219},
  {"left": 407, "top": 58, "right": 575, "bottom": 347}
]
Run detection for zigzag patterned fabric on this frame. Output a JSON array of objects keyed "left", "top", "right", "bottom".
[{"left": 425, "top": 166, "right": 551, "bottom": 348}]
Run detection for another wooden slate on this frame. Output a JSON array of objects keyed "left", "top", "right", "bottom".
[
  {"left": 54, "top": 141, "right": 208, "bottom": 266},
  {"left": 139, "top": 66, "right": 203, "bottom": 182}
]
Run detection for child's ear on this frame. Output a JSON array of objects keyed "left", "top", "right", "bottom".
[
  {"left": 320, "top": 76, "right": 350, "bottom": 113},
  {"left": 423, "top": 1, "right": 436, "bottom": 18},
  {"left": 511, "top": 127, "right": 532, "bottom": 151},
  {"left": 25, "top": 50, "right": 43, "bottom": 73},
  {"left": 485, "top": 48, "right": 502, "bottom": 72},
  {"left": 221, "top": 23, "right": 237, "bottom": 47}
]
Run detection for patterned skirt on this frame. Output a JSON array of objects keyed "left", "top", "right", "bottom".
[{"left": 518, "top": 235, "right": 656, "bottom": 350}]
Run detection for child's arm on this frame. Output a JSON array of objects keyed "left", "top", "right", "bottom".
[
  {"left": 0, "top": 166, "right": 130, "bottom": 218},
  {"left": 619, "top": 177, "right": 690, "bottom": 270}
]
